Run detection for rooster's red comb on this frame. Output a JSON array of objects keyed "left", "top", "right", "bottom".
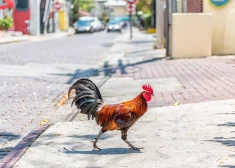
[{"left": 142, "top": 84, "right": 153, "bottom": 94}]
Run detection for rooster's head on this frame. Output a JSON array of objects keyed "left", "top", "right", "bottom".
[{"left": 142, "top": 84, "right": 154, "bottom": 102}]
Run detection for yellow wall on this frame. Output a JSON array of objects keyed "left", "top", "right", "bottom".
[
  {"left": 59, "top": 10, "right": 68, "bottom": 31},
  {"left": 203, "top": 0, "right": 235, "bottom": 55},
  {"left": 172, "top": 14, "right": 212, "bottom": 58}
]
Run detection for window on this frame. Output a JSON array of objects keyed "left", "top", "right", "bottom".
[{"left": 16, "top": 0, "right": 29, "bottom": 10}]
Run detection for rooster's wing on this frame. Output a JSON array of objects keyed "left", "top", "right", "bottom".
[{"left": 113, "top": 107, "right": 138, "bottom": 129}]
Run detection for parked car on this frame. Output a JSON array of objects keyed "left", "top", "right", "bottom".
[
  {"left": 92, "top": 17, "right": 102, "bottom": 31},
  {"left": 73, "top": 20, "right": 94, "bottom": 33},
  {"left": 121, "top": 21, "right": 127, "bottom": 28},
  {"left": 107, "top": 20, "right": 122, "bottom": 33},
  {"left": 79, "top": 16, "right": 102, "bottom": 32},
  {"left": 100, "top": 21, "right": 106, "bottom": 30}
]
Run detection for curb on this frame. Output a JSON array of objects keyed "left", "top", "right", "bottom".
[
  {"left": 0, "top": 124, "right": 49, "bottom": 168},
  {"left": 0, "top": 30, "right": 75, "bottom": 44},
  {"left": 0, "top": 37, "right": 30, "bottom": 44},
  {"left": 29, "top": 31, "right": 75, "bottom": 42}
]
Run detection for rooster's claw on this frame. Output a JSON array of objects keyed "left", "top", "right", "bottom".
[{"left": 92, "top": 141, "right": 102, "bottom": 150}]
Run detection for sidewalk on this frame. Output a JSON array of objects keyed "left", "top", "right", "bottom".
[
  {"left": 0, "top": 28, "right": 75, "bottom": 44},
  {"left": 1, "top": 28, "right": 235, "bottom": 167},
  {"left": 12, "top": 100, "right": 235, "bottom": 168},
  {"left": 0, "top": 31, "right": 30, "bottom": 44}
]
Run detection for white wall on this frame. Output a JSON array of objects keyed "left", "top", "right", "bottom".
[
  {"left": 172, "top": 13, "right": 212, "bottom": 58},
  {"left": 203, "top": 0, "right": 235, "bottom": 55}
]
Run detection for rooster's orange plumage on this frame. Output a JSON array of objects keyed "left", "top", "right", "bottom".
[{"left": 68, "top": 78, "right": 154, "bottom": 150}]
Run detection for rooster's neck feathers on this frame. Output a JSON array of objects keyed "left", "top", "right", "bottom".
[{"left": 127, "top": 92, "right": 148, "bottom": 116}]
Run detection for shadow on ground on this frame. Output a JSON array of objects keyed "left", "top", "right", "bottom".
[
  {"left": 207, "top": 120, "right": 235, "bottom": 148},
  {"left": 49, "top": 57, "right": 164, "bottom": 85},
  {"left": 218, "top": 122, "right": 235, "bottom": 127},
  {"left": 0, "top": 132, "right": 21, "bottom": 160},
  {"left": 61, "top": 147, "right": 142, "bottom": 155},
  {"left": 208, "top": 136, "right": 235, "bottom": 147},
  {"left": 28, "top": 131, "right": 142, "bottom": 155}
]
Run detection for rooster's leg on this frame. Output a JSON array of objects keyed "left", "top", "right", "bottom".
[
  {"left": 93, "top": 129, "right": 103, "bottom": 150},
  {"left": 121, "top": 130, "right": 143, "bottom": 151}
]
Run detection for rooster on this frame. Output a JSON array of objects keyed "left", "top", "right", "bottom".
[{"left": 68, "top": 78, "right": 154, "bottom": 150}]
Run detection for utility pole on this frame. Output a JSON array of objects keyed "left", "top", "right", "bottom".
[
  {"left": 77, "top": 0, "right": 80, "bottom": 19},
  {"left": 165, "top": 0, "right": 169, "bottom": 56},
  {"left": 151, "top": 0, "right": 156, "bottom": 28},
  {"left": 68, "top": 0, "right": 73, "bottom": 26},
  {"left": 30, "top": 0, "right": 40, "bottom": 36},
  {"left": 129, "top": 3, "right": 132, "bottom": 40},
  {"left": 0, "top": 0, "right": 3, "bottom": 19},
  {"left": 43, "top": 0, "right": 50, "bottom": 34},
  {"left": 126, "top": 0, "right": 138, "bottom": 40},
  {"left": 52, "top": 0, "right": 55, "bottom": 32},
  {"left": 156, "top": 0, "right": 164, "bottom": 49}
]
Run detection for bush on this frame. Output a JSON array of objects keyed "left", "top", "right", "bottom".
[
  {"left": 101, "top": 11, "right": 109, "bottom": 23},
  {"left": 143, "top": 13, "right": 151, "bottom": 29},
  {"left": 0, "top": 17, "right": 13, "bottom": 30}
]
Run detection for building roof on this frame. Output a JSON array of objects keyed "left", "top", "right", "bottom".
[{"left": 79, "top": 10, "right": 90, "bottom": 16}]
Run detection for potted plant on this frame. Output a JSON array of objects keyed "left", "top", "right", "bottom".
[{"left": 0, "top": 17, "right": 13, "bottom": 31}]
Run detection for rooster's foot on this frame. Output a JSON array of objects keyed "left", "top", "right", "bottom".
[
  {"left": 129, "top": 147, "right": 144, "bottom": 151},
  {"left": 92, "top": 141, "right": 102, "bottom": 150}
]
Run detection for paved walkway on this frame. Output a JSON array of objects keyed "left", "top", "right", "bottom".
[
  {"left": 1, "top": 27, "right": 235, "bottom": 167},
  {"left": 103, "top": 28, "right": 235, "bottom": 106},
  {"left": 113, "top": 56, "right": 235, "bottom": 105},
  {"left": 13, "top": 100, "right": 235, "bottom": 168}
]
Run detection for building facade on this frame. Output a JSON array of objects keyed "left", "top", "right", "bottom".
[
  {"left": 104, "top": 0, "right": 127, "bottom": 18},
  {"left": 203, "top": 0, "right": 235, "bottom": 55},
  {"left": 169, "top": 0, "right": 235, "bottom": 56}
]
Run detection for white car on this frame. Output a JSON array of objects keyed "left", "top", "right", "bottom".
[
  {"left": 73, "top": 20, "right": 94, "bottom": 33},
  {"left": 79, "top": 16, "right": 102, "bottom": 31}
]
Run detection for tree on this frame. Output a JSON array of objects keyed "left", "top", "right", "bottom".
[
  {"left": 101, "top": 11, "right": 109, "bottom": 22},
  {"left": 79, "top": 0, "right": 95, "bottom": 12},
  {"left": 71, "top": 0, "right": 79, "bottom": 22},
  {"left": 136, "top": 0, "right": 152, "bottom": 13},
  {"left": 136, "top": 0, "right": 152, "bottom": 29},
  {"left": 71, "top": 0, "right": 95, "bottom": 22}
]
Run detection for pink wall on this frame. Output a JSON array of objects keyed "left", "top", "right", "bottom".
[{"left": 13, "top": 9, "right": 30, "bottom": 34}]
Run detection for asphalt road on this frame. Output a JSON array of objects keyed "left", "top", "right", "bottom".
[
  {"left": 0, "top": 30, "right": 121, "bottom": 160},
  {"left": 0, "top": 31, "right": 119, "bottom": 65}
]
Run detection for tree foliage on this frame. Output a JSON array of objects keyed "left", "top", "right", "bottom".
[
  {"left": 71, "top": 0, "right": 79, "bottom": 22},
  {"left": 71, "top": 0, "right": 95, "bottom": 22},
  {"left": 79, "top": 0, "right": 95, "bottom": 12},
  {"left": 0, "top": 17, "right": 13, "bottom": 30},
  {"left": 136, "top": 0, "right": 152, "bottom": 13}
]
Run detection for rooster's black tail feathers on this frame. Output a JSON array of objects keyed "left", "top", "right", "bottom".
[{"left": 68, "top": 78, "right": 103, "bottom": 120}]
